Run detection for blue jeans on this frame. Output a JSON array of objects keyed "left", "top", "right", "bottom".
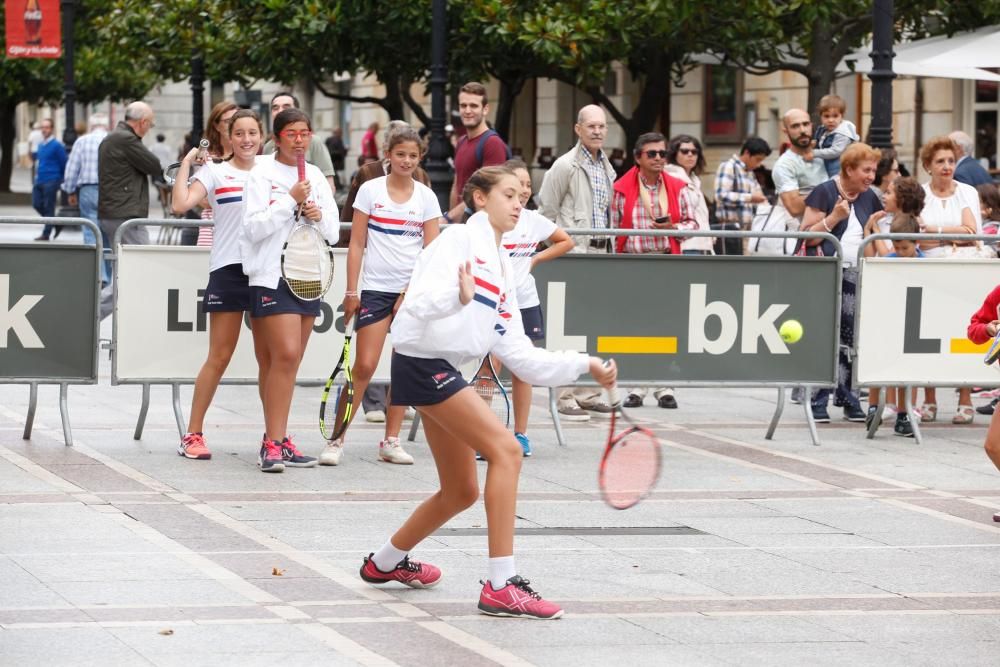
[
  {"left": 77, "top": 185, "right": 109, "bottom": 286},
  {"left": 32, "top": 179, "right": 61, "bottom": 237}
]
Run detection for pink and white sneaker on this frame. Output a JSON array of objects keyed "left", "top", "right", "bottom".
[
  {"left": 478, "top": 576, "right": 564, "bottom": 619},
  {"left": 178, "top": 432, "right": 212, "bottom": 460},
  {"left": 359, "top": 553, "right": 442, "bottom": 588}
]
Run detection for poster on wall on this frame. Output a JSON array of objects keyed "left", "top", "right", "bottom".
[{"left": 5, "top": 0, "right": 61, "bottom": 58}]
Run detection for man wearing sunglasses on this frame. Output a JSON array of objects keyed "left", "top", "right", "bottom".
[
  {"left": 611, "top": 132, "right": 685, "bottom": 255},
  {"left": 610, "top": 132, "right": 687, "bottom": 410},
  {"left": 262, "top": 92, "right": 337, "bottom": 194}
]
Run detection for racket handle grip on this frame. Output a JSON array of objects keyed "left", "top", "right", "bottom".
[
  {"left": 296, "top": 151, "right": 307, "bottom": 182},
  {"left": 603, "top": 359, "right": 621, "bottom": 407}
]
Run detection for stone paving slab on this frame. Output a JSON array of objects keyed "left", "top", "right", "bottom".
[{"left": 2, "top": 333, "right": 1000, "bottom": 665}]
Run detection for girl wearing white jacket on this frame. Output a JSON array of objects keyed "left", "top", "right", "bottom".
[
  {"left": 242, "top": 109, "right": 338, "bottom": 473},
  {"left": 357, "top": 166, "right": 617, "bottom": 620}
]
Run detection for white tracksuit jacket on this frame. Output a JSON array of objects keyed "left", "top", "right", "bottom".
[
  {"left": 391, "top": 211, "right": 590, "bottom": 387},
  {"left": 241, "top": 153, "right": 338, "bottom": 289}
]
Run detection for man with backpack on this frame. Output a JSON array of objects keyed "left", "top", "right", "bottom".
[{"left": 445, "top": 82, "right": 511, "bottom": 223}]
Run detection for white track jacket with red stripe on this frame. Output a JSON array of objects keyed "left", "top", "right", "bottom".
[{"left": 391, "top": 211, "right": 590, "bottom": 386}]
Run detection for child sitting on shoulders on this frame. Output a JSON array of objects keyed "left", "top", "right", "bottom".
[{"left": 812, "top": 94, "right": 859, "bottom": 178}]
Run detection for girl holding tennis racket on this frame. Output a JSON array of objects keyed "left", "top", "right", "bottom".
[
  {"left": 171, "top": 108, "right": 263, "bottom": 462},
  {"left": 356, "top": 166, "right": 616, "bottom": 619},
  {"left": 319, "top": 126, "right": 441, "bottom": 467},
  {"left": 243, "top": 109, "right": 337, "bottom": 473}
]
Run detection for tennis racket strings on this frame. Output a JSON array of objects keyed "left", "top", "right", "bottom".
[
  {"left": 282, "top": 225, "right": 333, "bottom": 300},
  {"left": 601, "top": 428, "right": 661, "bottom": 510}
]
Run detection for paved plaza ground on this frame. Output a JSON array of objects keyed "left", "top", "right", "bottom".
[
  {"left": 3, "top": 194, "right": 1000, "bottom": 665},
  {"left": 2, "top": 348, "right": 1000, "bottom": 665}
]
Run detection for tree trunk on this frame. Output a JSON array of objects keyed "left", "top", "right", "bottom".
[
  {"left": 493, "top": 75, "right": 526, "bottom": 142},
  {"left": 806, "top": 23, "right": 836, "bottom": 119},
  {"left": 0, "top": 101, "right": 16, "bottom": 193},
  {"left": 622, "top": 54, "right": 673, "bottom": 171},
  {"left": 381, "top": 75, "right": 407, "bottom": 122}
]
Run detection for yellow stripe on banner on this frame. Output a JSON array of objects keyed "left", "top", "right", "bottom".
[
  {"left": 950, "top": 338, "right": 990, "bottom": 354},
  {"left": 597, "top": 336, "right": 678, "bottom": 354}
]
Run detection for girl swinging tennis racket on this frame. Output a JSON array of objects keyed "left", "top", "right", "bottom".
[{"left": 356, "top": 166, "right": 616, "bottom": 619}]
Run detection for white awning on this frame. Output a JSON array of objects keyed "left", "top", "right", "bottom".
[
  {"left": 840, "top": 56, "right": 1000, "bottom": 82},
  {"left": 842, "top": 27, "right": 1000, "bottom": 81}
]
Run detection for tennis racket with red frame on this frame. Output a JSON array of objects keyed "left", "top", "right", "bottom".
[{"left": 598, "top": 383, "right": 662, "bottom": 510}]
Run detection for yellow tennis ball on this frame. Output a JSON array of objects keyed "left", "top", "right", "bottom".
[{"left": 780, "top": 320, "right": 803, "bottom": 344}]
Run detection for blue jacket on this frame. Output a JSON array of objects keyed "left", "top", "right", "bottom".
[
  {"left": 954, "top": 156, "right": 993, "bottom": 187},
  {"left": 34, "top": 138, "right": 67, "bottom": 184}
]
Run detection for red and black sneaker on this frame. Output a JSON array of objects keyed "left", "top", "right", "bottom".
[
  {"left": 478, "top": 575, "right": 564, "bottom": 619},
  {"left": 359, "top": 553, "right": 442, "bottom": 588}
]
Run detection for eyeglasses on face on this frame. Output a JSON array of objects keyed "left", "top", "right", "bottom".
[
  {"left": 641, "top": 149, "right": 668, "bottom": 159},
  {"left": 678, "top": 148, "right": 699, "bottom": 156},
  {"left": 279, "top": 130, "right": 313, "bottom": 140}
]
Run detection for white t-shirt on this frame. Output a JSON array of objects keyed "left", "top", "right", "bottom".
[
  {"left": 194, "top": 160, "right": 253, "bottom": 271},
  {"left": 840, "top": 205, "right": 864, "bottom": 267},
  {"left": 353, "top": 176, "right": 442, "bottom": 292},
  {"left": 501, "top": 209, "right": 557, "bottom": 309}
]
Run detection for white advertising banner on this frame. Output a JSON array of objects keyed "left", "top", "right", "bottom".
[
  {"left": 114, "top": 246, "right": 391, "bottom": 383},
  {"left": 856, "top": 258, "right": 1000, "bottom": 386}
]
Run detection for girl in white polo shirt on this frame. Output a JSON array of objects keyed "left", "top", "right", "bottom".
[
  {"left": 320, "top": 127, "right": 441, "bottom": 466},
  {"left": 171, "top": 109, "right": 261, "bottom": 462}
]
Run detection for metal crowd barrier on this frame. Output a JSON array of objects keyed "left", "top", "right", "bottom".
[
  {"left": 0, "top": 217, "right": 103, "bottom": 446},
  {"left": 409, "top": 227, "right": 844, "bottom": 448},
  {"left": 110, "top": 219, "right": 374, "bottom": 439},
  {"left": 855, "top": 232, "right": 999, "bottom": 444}
]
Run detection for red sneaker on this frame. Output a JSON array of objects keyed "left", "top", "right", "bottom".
[
  {"left": 478, "top": 576, "right": 564, "bottom": 619},
  {"left": 178, "top": 432, "right": 211, "bottom": 460},
  {"left": 359, "top": 553, "right": 441, "bottom": 588}
]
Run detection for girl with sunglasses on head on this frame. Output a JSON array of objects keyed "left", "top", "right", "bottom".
[
  {"left": 356, "top": 165, "right": 616, "bottom": 619},
  {"left": 194, "top": 101, "right": 240, "bottom": 247},
  {"left": 319, "top": 126, "right": 442, "bottom": 467},
  {"left": 242, "top": 109, "right": 338, "bottom": 473},
  {"left": 171, "top": 109, "right": 263, "bottom": 462}
]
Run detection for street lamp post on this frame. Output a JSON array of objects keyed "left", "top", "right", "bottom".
[
  {"left": 191, "top": 51, "right": 205, "bottom": 145},
  {"left": 61, "top": 0, "right": 77, "bottom": 149},
  {"left": 425, "top": 0, "right": 452, "bottom": 211},
  {"left": 867, "top": 0, "right": 895, "bottom": 149}
]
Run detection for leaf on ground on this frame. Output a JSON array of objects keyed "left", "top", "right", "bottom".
[
  {"left": 158, "top": 629, "right": 174, "bottom": 636},
  {"left": 272, "top": 567, "right": 285, "bottom": 576}
]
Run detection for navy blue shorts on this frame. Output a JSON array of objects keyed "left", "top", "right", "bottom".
[
  {"left": 390, "top": 352, "right": 468, "bottom": 406},
  {"left": 250, "top": 280, "right": 322, "bottom": 318},
  {"left": 520, "top": 305, "right": 544, "bottom": 340},
  {"left": 203, "top": 263, "right": 252, "bottom": 313},
  {"left": 357, "top": 290, "right": 400, "bottom": 330}
]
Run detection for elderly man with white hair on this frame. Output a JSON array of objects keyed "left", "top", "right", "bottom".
[
  {"left": 63, "top": 112, "right": 110, "bottom": 285},
  {"left": 949, "top": 130, "right": 993, "bottom": 187},
  {"left": 538, "top": 104, "right": 619, "bottom": 420},
  {"left": 97, "top": 101, "right": 163, "bottom": 318}
]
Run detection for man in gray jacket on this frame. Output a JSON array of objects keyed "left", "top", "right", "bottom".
[
  {"left": 98, "top": 101, "right": 163, "bottom": 246},
  {"left": 98, "top": 101, "right": 162, "bottom": 318},
  {"left": 538, "top": 104, "right": 618, "bottom": 420}
]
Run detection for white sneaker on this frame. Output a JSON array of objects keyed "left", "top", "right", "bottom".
[
  {"left": 379, "top": 437, "right": 414, "bottom": 465},
  {"left": 403, "top": 407, "right": 416, "bottom": 421},
  {"left": 881, "top": 405, "right": 898, "bottom": 421},
  {"left": 365, "top": 410, "right": 386, "bottom": 423},
  {"left": 319, "top": 439, "right": 344, "bottom": 466}
]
